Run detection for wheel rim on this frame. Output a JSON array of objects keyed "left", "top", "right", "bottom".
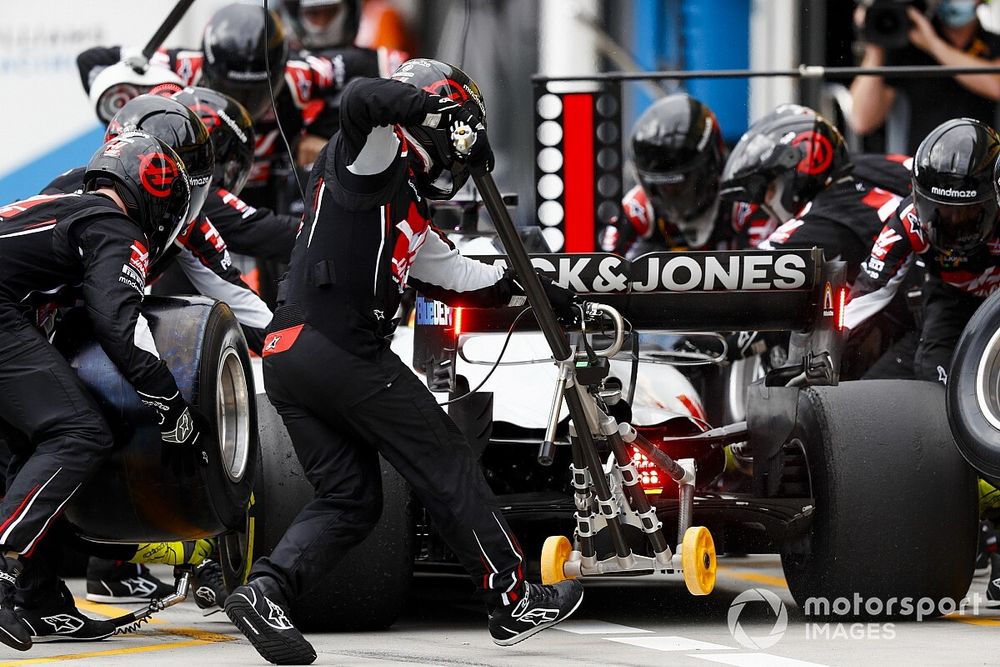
[
  {"left": 217, "top": 346, "right": 251, "bottom": 483},
  {"left": 975, "top": 327, "right": 1000, "bottom": 432}
]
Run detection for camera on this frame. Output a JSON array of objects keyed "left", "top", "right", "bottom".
[{"left": 861, "top": 0, "right": 930, "bottom": 49}]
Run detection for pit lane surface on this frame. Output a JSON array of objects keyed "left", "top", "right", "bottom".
[{"left": 3, "top": 556, "right": 996, "bottom": 666}]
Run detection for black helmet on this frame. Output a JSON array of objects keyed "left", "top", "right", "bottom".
[
  {"left": 106, "top": 94, "right": 214, "bottom": 223},
  {"left": 914, "top": 118, "right": 1000, "bottom": 254},
  {"left": 201, "top": 4, "right": 289, "bottom": 120},
  {"left": 172, "top": 86, "right": 255, "bottom": 195},
  {"left": 391, "top": 58, "right": 487, "bottom": 200},
  {"left": 284, "top": 0, "right": 360, "bottom": 49},
  {"left": 720, "top": 104, "right": 851, "bottom": 223},
  {"left": 83, "top": 131, "right": 192, "bottom": 262},
  {"left": 630, "top": 94, "right": 726, "bottom": 247}
]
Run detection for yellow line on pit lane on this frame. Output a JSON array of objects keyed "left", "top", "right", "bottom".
[
  {"left": 0, "top": 597, "right": 239, "bottom": 665},
  {"left": 716, "top": 565, "right": 789, "bottom": 589},
  {"left": 944, "top": 614, "right": 1000, "bottom": 627},
  {"left": 73, "top": 598, "right": 233, "bottom": 642}
]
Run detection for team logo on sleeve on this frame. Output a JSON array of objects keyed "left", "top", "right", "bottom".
[
  {"left": 120, "top": 240, "right": 149, "bottom": 293},
  {"left": 138, "top": 153, "right": 180, "bottom": 198}
]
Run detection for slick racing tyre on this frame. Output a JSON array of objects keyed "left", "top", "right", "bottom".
[
  {"left": 780, "top": 380, "right": 977, "bottom": 618},
  {"left": 218, "top": 394, "right": 414, "bottom": 631},
  {"left": 947, "top": 289, "right": 1000, "bottom": 486},
  {"left": 63, "top": 296, "right": 258, "bottom": 542}
]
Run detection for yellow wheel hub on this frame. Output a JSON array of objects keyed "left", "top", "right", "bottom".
[
  {"left": 540, "top": 535, "right": 574, "bottom": 585},
  {"left": 681, "top": 526, "right": 716, "bottom": 596}
]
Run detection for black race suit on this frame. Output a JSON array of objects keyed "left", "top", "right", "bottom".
[
  {"left": 42, "top": 168, "right": 273, "bottom": 353},
  {"left": 253, "top": 77, "right": 528, "bottom": 608},
  {"left": 0, "top": 192, "right": 181, "bottom": 557},
  {"left": 759, "top": 153, "right": 917, "bottom": 378},
  {"left": 599, "top": 184, "right": 776, "bottom": 256},
  {"left": 845, "top": 195, "right": 1000, "bottom": 383}
]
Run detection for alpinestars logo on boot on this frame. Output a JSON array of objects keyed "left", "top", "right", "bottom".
[{"left": 265, "top": 596, "right": 294, "bottom": 630}]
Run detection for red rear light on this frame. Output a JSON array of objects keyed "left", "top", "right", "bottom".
[
  {"left": 453, "top": 307, "right": 463, "bottom": 336},
  {"left": 630, "top": 447, "right": 663, "bottom": 495},
  {"left": 836, "top": 286, "right": 847, "bottom": 332}
]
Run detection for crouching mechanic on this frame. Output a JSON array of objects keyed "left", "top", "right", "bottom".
[
  {"left": 718, "top": 104, "right": 917, "bottom": 378},
  {"left": 0, "top": 132, "right": 205, "bottom": 650},
  {"left": 40, "top": 93, "right": 271, "bottom": 613},
  {"left": 845, "top": 117, "right": 1000, "bottom": 384},
  {"left": 224, "top": 59, "right": 583, "bottom": 665}
]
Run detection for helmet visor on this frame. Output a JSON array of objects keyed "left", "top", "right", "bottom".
[
  {"left": 914, "top": 191, "right": 998, "bottom": 254},
  {"left": 637, "top": 165, "right": 719, "bottom": 221}
]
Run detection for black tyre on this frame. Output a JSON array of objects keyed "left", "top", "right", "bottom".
[
  {"left": 780, "top": 380, "right": 977, "bottom": 617},
  {"left": 65, "top": 296, "right": 257, "bottom": 542},
  {"left": 948, "top": 289, "right": 1000, "bottom": 486},
  {"left": 218, "top": 393, "right": 414, "bottom": 631}
]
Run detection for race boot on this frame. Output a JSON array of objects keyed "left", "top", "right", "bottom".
[
  {"left": 0, "top": 556, "right": 31, "bottom": 651},
  {"left": 225, "top": 577, "right": 316, "bottom": 665},
  {"left": 988, "top": 553, "right": 1000, "bottom": 608},
  {"left": 85, "top": 559, "right": 174, "bottom": 603},
  {"left": 192, "top": 559, "right": 228, "bottom": 614},
  {"left": 975, "top": 520, "right": 998, "bottom": 577},
  {"left": 488, "top": 579, "right": 584, "bottom": 646},
  {"left": 17, "top": 581, "right": 114, "bottom": 643}
]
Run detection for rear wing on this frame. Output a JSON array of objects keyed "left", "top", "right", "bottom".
[{"left": 413, "top": 248, "right": 847, "bottom": 378}]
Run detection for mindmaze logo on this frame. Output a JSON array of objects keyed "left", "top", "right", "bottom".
[{"left": 727, "top": 588, "right": 987, "bottom": 647}]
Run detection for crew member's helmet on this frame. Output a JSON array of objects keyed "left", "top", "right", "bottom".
[
  {"left": 107, "top": 95, "right": 215, "bottom": 223},
  {"left": 89, "top": 61, "right": 184, "bottom": 124},
  {"left": 201, "top": 4, "right": 289, "bottom": 120},
  {"left": 173, "top": 86, "right": 255, "bottom": 195},
  {"left": 631, "top": 94, "right": 727, "bottom": 247},
  {"left": 914, "top": 117, "right": 1000, "bottom": 254},
  {"left": 720, "top": 104, "right": 851, "bottom": 223},
  {"left": 84, "top": 131, "right": 192, "bottom": 263},
  {"left": 284, "top": 0, "right": 361, "bottom": 50},
  {"left": 391, "top": 58, "right": 487, "bottom": 200}
]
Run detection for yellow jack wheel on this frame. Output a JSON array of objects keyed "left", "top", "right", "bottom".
[
  {"left": 681, "top": 526, "right": 716, "bottom": 596},
  {"left": 540, "top": 535, "right": 574, "bottom": 585}
]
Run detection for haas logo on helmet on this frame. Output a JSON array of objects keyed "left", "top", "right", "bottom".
[
  {"left": 192, "top": 103, "right": 221, "bottom": 132},
  {"left": 791, "top": 131, "right": 833, "bottom": 176},
  {"left": 138, "top": 152, "right": 180, "bottom": 198}
]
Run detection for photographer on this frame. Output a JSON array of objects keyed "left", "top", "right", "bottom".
[{"left": 850, "top": 0, "right": 1000, "bottom": 153}]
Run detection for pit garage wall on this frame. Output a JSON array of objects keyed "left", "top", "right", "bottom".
[{"left": 0, "top": 0, "right": 234, "bottom": 203}]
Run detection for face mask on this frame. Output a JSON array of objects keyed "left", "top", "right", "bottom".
[{"left": 937, "top": 0, "right": 979, "bottom": 28}]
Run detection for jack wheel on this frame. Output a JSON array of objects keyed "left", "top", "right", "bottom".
[
  {"left": 682, "top": 526, "right": 716, "bottom": 596},
  {"left": 540, "top": 536, "right": 574, "bottom": 585}
]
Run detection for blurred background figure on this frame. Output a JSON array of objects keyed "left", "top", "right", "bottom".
[{"left": 850, "top": 0, "right": 1000, "bottom": 153}]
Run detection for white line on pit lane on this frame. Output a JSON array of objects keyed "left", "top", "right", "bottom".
[{"left": 555, "top": 620, "right": 831, "bottom": 667}]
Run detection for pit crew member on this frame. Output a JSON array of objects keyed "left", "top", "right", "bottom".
[
  {"left": 844, "top": 117, "right": 1000, "bottom": 384},
  {"left": 599, "top": 94, "right": 775, "bottom": 257},
  {"left": 0, "top": 133, "right": 204, "bottom": 649},
  {"left": 223, "top": 59, "right": 583, "bottom": 665}
]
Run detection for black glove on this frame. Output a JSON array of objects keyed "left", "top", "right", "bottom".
[
  {"left": 137, "top": 390, "right": 203, "bottom": 447},
  {"left": 508, "top": 269, "right": 580, "bottom": 324},
  {"left": 421, "top": 95, "right": 494, "bottom": 172}
]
